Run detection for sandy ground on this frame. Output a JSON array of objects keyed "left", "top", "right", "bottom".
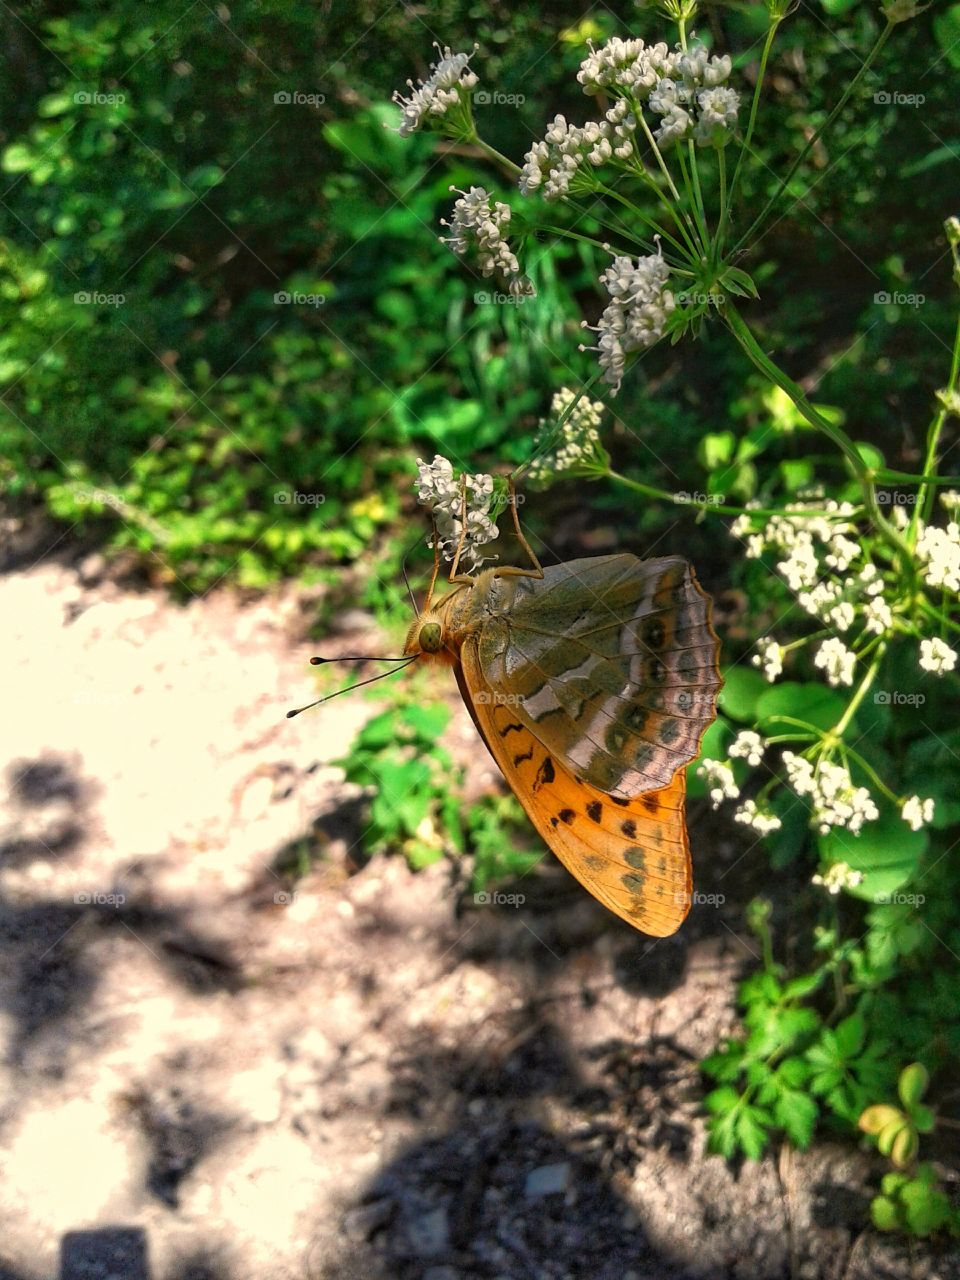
[{"left": 1, "top": 530, "right": 957, "bottom": 1280}]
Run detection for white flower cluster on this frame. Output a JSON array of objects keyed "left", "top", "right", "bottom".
[
  {"left": 901, "top": 794, "right": 935, "bottom": 831},
  {"left": 916, "top": 519, "right": 960, "bottom": 594},
  {"left": 752, "top": 637, "right": 784, "bottom": 683},
  {"left": 814, "top": 636, "right": 856, "bottom": 688},
  {"left": 577, "top": 36, "right": 739, "bottom": 149},
  {"left": 733, "top": 499, "right": 861, "bottom": 591},
  {"left": 783, "top": 752, "right": 879, "bottom": 835},
  {"left": 697, "top": 758, "right": 739, "bottom": 809},
  {"left": 812, "top": 861, "right": 864, "bottom": 895},
  {"left": 518, "top": 101, "right": 637, "bottom": 200},
  {"left": 526, "top": 388, "right": 606, "bottom": 487},
  {"left": 415, "top": 455, "right": 499, "bottom": 572},
  {"left": 580, "top": 252, "right": 676, "bottom": 392},
  {"left": 919, "top": 636, "right": 957, "bottom": 675},
  {"left": 439, "top": 186, "right": 532, "bottom": 296},
  {"left": 729, "top": 730, "right": 766, "bottom": 766},
  {"left": 391, "top": 44, "right": 478, "bottom": 138},
  {"left": 734, "top": 799, "right": 782, "bottom": 836}
]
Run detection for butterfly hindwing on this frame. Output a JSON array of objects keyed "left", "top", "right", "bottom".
[
  {"left": 457, "top": 643, "right": 693, "bottom": 937},
  {"left": 474, "top": 554, "right": 721, "bottom": 798}
]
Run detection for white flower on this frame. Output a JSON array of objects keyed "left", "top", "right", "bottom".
[
  {"left": 812, "top": 861, "right": 864, "bottom": 895},
  {"left": 814, "top": 638, "right": 856, "bottom": 687},
  {"left": 526, "top": 387, "right": 606, "bottom": 487},
  {"left": 415, "top": 455, "right": 499, "bottom": 571},
  {"left": 519, "top": 114, "right": 587, "bottom": 200},
  {"left": 694, "top": 86, "right": 740, "bottom": 147},
  {"left": 940, "top": 490, "right": 960, "bottom": 513},
  {"left": 752, "top": 637, "right": 784, "bottom": 682},
  {"left": 824, "top": 533, "right": 860, "bottom": 571},
  {"left": 919, "top": 636, "right": 957, "bottom": 675},
  {"left": 734, "top": 799, "right": 782, "bottom": 835},
  {"left": 729, "top": 731, "right": 766, "bottom": 767},
  {"left": 678, "top": 44, "right": 732, "bottom": 90},
  {"left": 901, "top": 795, "right": 935, "bottom": 831},
  {"left": 697, "top": 758, "right": 739, "bottom": 809},
  {"left": 579, "top": 252, "right": 675, "bottom": 393},
  {"left": 917, "top": 522, "right": 960, "bottom": 594},
  {"left": 783, "top": 753, "right": 878, "bottom": 835},
  {"left": 577, "top": 37, "right": 678, "bottom": 97},
  {"left": 440, "top": 186, "right": 532, "bottom": 295},
  {"left": 863, "top": 596, "right": 893, "bottom": 635},
  {"left": 777, "top": 535, "right": 819, "bottom": 591},
  {"left": 391, "top": 44, "right": 479, "bottom": 137}
]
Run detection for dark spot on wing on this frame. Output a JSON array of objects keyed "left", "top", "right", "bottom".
[
  {"left": 558, "top": 809, "right": 575, "bottom": 825},
  {"left": 621, "top": 819, "right": 637, "bottom": 838}
]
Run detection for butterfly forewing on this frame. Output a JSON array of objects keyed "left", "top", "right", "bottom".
[
  {"left": 474, "top": 554, "right": 721, "bottom": 799},
  {"left": 457, "top": 646, "right": 692, "bottom": 937}
]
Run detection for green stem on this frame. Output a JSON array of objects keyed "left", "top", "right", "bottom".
[
  {"left": 608, "top": 470, "right": 862, "bottom": 520},
  {"left": 832, "top": 644, "right": 886, "bottom": 738},
  {"left": 676, "top": 143, "right": 710, "bottom": 256},
  {"left": 734, "top": 20, "right": 895, "bottom": 254},
  {"left": 721, "top": 19, "right": 780, "bottom": 254},
  {"left": 471, "top": 137, "right": 522, "bottom": 179},
  {"left": 914, "top": 309, "right": 960, "bottom": 536},
  {"left": 717, "top": 147, "right": 728, "bottom": 260},
  {"left": 595, "top": 182, "right": 692, "bottom": 260},
  {"left": 723, "top": 301, "right": 915, "bottom": 571}
]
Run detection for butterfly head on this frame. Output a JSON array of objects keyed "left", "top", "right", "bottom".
[{"left": 403, "top": 603, "right": 461, "bottom": 666}]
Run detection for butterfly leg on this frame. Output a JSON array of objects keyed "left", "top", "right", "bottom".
[
  {"left": 498, "top": 476, "right": 544, "bottom": 580},
  {"left": 448, "top": 473, "right": 475, "bottom": 584},
  {"left": 422, "top": 514, "right": 443, "bottom": 612}
]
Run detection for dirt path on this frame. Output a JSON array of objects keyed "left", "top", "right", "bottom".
[{"left": 0, "top": 543, "right": 955, "bottom": 1280}]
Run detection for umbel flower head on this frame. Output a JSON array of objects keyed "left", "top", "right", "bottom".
[
  {"left": 440, "top": 186, "right": 533, "bottom": 297},
  {"left": 415, "top": 455, "right": 499, "bottom": 572},
  {"left": 391, "top": 44, "right": 479, "bottom": 138},
  {"left": 526, "top": 388, "right": 608, "bottom": 487},
  {"left": 580, "top": 250, "right": 676, "bottom": 392}
]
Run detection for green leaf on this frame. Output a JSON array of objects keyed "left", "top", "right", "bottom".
[
  {"left": 898, "top": 1062, "right": 929, "bottom": 1108},
  {"left": 717, "top": 666, "right": 767, "bottom": 723},
  {"left": 934, "top": 4, "right": 960, "bottom": 70},
  {"left": 705, "top": 1085, "right": 741, "bottom": 1114},
  {"left": 774, "top": 1088, "right": 818, "bottom": 1148},
  {"left": 699, "top": 430, "right": 735, "bottom": 470},
  {"left": 870, "top": 1195, "right": 902, "bottom": 1232},
  {"left": 755, "top": 682, "right": 846, "bottom": 733},
  {"left": 834, "top": 1011, "right": 866, "bottom": 1058},
  {"left": 736, "top": 1105, "right": 771, "bottom": 1160},
  {"left": 819, "top": 813, "right": 928, "bottom": 903},
  {"left": 401, "top": 702, "right": 451, "bottom": 742}
]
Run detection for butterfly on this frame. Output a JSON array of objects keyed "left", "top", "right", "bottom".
[{"left": 402, "top": 481, "right": 722, "bottom": 937}]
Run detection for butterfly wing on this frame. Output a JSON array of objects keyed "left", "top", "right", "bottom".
[
  {"left": 457, "top": 643, "right": 692, "bottom": 937},
  {"left": 476, "top": 554, "right": 721, "bottom": 799}
]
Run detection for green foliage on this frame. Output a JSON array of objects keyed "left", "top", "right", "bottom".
[{"left": 334, "top": 699, "right": 463, "bottom": 868}]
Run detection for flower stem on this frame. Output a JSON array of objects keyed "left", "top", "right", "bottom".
[
  {"left": 914, "top": 308, "right": 960, "bottom": 535},
  {"left": 722, "top": 301, "right": 915, "bottom": 572},
  {"left": 733, "top": 19, "right": 895, "bottom": 255},
  {"left": 720, "top": 18, "right": 780, "bottom": 254},
  {"left": 832, "top": 644, "right": 886, "bottom": 739},
  {"left": 608, "top": 470, "right": 862, "bottom": 520}
]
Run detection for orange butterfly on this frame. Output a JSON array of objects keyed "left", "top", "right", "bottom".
[{"left": 403, "top": 481, "right": 722, "bottom": 937}]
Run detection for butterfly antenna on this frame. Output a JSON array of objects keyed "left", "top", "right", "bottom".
[{"left": 286, "top": 656, "right": 418, "bottom": 719}]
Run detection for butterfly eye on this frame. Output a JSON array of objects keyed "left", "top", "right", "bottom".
[{"left": 419, "top": 621, "right": 443, "bottom": 653}]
